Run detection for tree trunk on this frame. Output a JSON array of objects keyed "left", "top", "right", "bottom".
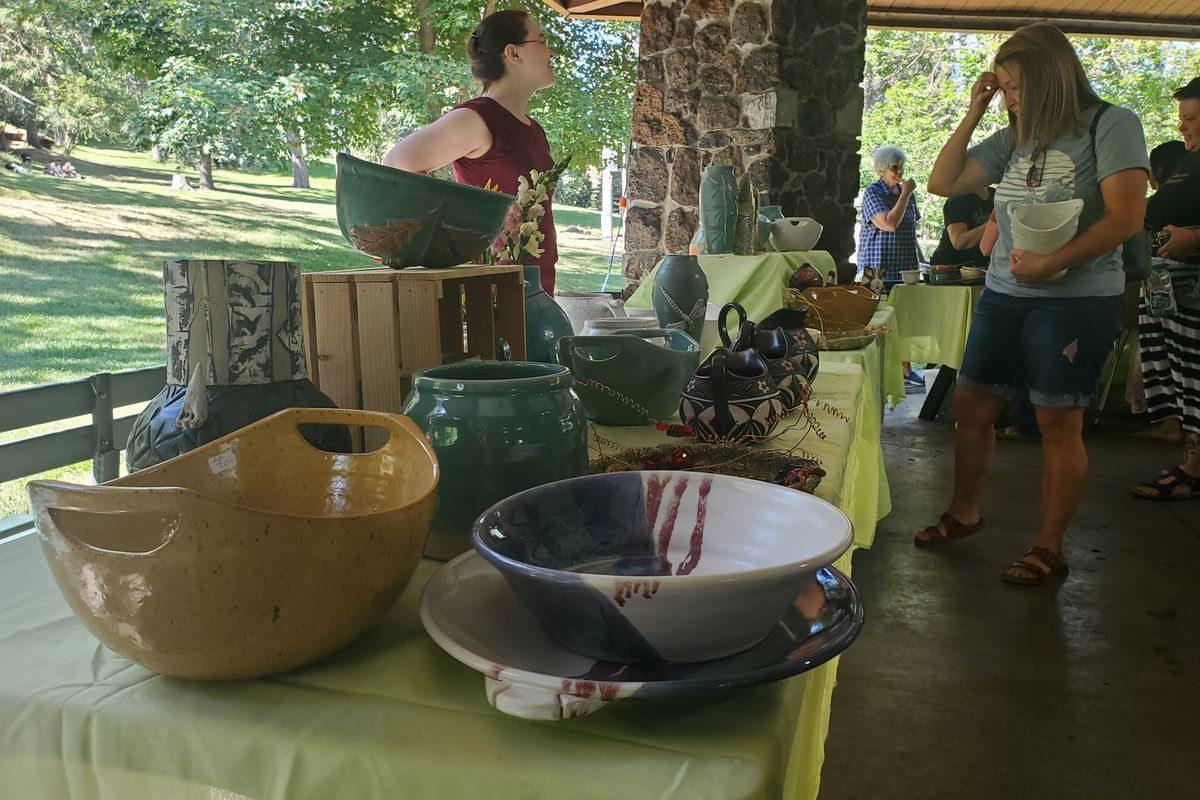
[
  {"left": 25, "top": 122, "right": 39, "bottom": 149},
  {"left": 416, "top": 0, "right": 435, "bottom": 54},
  {"left": 484, "top": 0, "right": 497, "bottom": 14},
  {"left": 285, "top": 130, "right": 310, "bottom": 188},
  {"left": 151, "top": 144, "right": 163, "bottom": 162},
  {"left": 198, "top": 145, "right": 214, "bottom": 190}
]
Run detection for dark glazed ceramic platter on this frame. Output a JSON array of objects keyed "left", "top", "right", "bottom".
[{"left": 419, "top": 551, "right": 863, "bottom": 720}]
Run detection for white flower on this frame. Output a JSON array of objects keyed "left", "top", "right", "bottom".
[{"left": 520, "top": 221, "right": 539, "bottom": 237}]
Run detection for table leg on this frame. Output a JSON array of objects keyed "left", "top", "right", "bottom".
[{"left": 919, "top": 366, "right": 956, "bottom": 421}]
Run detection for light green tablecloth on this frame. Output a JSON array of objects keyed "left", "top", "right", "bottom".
[
  {"left": 626, "top": 251, "right": 839, "bottom": 324},
  {"left": 0, "top": 364, "right": 887, "bottom": 800},
  {"left": 885, "top": 283, "right": 984, "bottom": 371},
  {"left": 822, "top": 306, "right": 905, "bottom": 411}
]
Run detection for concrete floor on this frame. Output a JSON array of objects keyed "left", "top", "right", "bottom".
[{"left": 819, "top": 373, "right": 1200, "bottom": 800}]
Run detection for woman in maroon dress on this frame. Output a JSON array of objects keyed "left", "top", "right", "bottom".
[{"left": 382, "top": 9, "right": 561, "bottom": 293}]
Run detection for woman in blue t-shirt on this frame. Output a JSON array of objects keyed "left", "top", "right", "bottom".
[{"left": 916, "top": 23, "right": 1149, "bottom": 585}]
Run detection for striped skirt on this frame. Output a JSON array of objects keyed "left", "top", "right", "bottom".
[{"left": 1140, "top": 289, "right": 1200, "bottom": 434}]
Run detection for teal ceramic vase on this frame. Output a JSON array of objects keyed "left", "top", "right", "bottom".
[
  {"left": 555, "top": 329, "right": 701, "bottom": 425},
  {"left": 758, "top": 205, "right": 784, "bottom": 249},
  {"left": 699, "top": 165, "right": 738, "bottom": 254},
  {"left": 523, "top": 265, "right": 574, "bottom": 363},
  {"left": 402, "top": 361, "right": 588, "bottom": 559},
  {"left": 651, "top": 254, "right": 709, "bottom": 344}
]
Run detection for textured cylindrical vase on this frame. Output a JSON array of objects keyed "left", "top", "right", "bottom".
[
  {"left": 699, "top": 165, "right": 738, "bottom": 254},
  {"left": 523, "top": 265, "right": 574, "bottom": 363},
  {"left": 652, "top": 254, "right": 710, "bottom": 344},
  {"left": 126, "top": 260, "right": 349, "bottom": 470},
  {"left": 402, "top": 361, "right": 589, "bottom": 559}
]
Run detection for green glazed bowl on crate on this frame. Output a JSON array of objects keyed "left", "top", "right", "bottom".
[
  {"left": 556, "top": 329, "right": 701, "bottom": 426},
  {"left": 335, "top": 153, "right": 515, "bottom": 268}
]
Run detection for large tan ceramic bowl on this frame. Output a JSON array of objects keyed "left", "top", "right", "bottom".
[{"left": 27, "top": 408, "right": 439, "bottom": 680}]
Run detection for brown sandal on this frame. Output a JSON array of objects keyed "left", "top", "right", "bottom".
[
  {"left": 1002, "top": 546, "right": 1069, "bottom": 585},
  {"left": 914, "top": 512, "right": 984, "bottom": 547}
]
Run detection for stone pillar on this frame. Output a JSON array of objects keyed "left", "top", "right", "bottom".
[{"left": 624, "top": 0, "right": 866, "bottom": 287}]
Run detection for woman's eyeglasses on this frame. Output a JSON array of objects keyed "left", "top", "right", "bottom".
[
  {"left": 518, "top": 37, "right": 548, "bottom": 46},
  {"left": 1025, "top": 147, "right": 1046, "bottom": 188}
]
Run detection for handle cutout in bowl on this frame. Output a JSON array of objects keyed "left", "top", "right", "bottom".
[{"left": 48, "top": 507, "right": 180, "bottom": 555}]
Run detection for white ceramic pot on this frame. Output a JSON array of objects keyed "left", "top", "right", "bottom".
[
  {"left": 1009, "top": 198, "right": 1084, "bottom": 281},
  {"left": 770, "top": 217, "right": 823, "bottom": 252},
  {"left": 900, "top": 270, "right": 920, "bottom": 284},
  {"left": 554, "top": 291, "right": 624, "bottom": 335}
]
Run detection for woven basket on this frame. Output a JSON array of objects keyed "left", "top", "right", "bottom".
[{"left": 783, "top": 285, "right": 879, "bottom": 331}]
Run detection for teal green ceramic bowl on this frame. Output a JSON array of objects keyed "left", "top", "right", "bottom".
[
  {"left": 335, "top": 153, "right": 515, "bottom": 268},
  {"left": 556, "top": 329, "right": 701, "bottom": 426}
]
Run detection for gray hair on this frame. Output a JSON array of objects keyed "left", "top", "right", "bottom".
[{"left": 873, "top": 146, "right": 907, "bottom": 174}]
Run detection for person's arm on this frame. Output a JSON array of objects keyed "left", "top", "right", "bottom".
[
  {"left": 947, "top": 221, "right": 986, "bottom": 250},
  {"left": 381, "top": 108, "right": 492, "bottom": 172},
  {"left": 1010, "top": 168, "right": 1148, "bottom": 283},
  {"left": 870, "top": 179, "right": 915, "bottom": 232},
  {"left": 928, "top": 73, "right": 1000, "bottom": 197},
  {"left": 980, "top": 212, "right": 999, "bottom": 257}
]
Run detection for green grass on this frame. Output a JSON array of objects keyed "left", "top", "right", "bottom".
[{"left": 0, "top": 142, "right": 625, "bottom": 517}]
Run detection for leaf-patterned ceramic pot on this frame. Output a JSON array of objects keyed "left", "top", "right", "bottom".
[
  {"left": 651, "top": 254, "right": 709, "bottom": 344},
  {"left": 679, "top": 348, "right": 783, "bottom": 444}
]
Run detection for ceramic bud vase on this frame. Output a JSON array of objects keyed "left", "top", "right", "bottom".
[
  {"left": 402, "top": 361, "right": 589, "bottom": 560},
  {"left": 523, "top": 265, "right": 574, "bottom": 363},
  {"left": 699, "top": 165, "right": 738, "bottom": 254},
  {"left": 733, "top": 173, "right": 757, "bottom": 256},
  {"left": 651, "top": 254, "right": 709, "bottom": 344},
  {"left": 126, "top": 260, "right": 349, "bottom": 471}
]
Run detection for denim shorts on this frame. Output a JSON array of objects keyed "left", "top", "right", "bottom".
[{"left": 957, "top": 289, "right": 1122, "bottom": 408}]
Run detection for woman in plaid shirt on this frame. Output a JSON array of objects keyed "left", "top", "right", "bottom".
[{"left": 859, "top": 146, "right": 922, "bottom": 282}]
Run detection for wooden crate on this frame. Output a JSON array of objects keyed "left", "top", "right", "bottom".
[{"left": 301, "top": 266, "right": 526, "bottom": 449}]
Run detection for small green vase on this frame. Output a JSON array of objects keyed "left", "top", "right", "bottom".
[
  {"left": 402, "top": 360, "right": 588, "bottom": 559},
  {"left": 523, "top": 265, "right": 574, "bottom": 363}
]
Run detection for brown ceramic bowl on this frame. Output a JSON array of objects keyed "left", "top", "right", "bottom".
[{"left": 27, "top": 408, "right": 438, "bottom": 680}]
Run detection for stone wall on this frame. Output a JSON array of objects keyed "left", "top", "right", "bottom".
[{"left": 624, "top": 0, "right": 866, "bottom": 286}]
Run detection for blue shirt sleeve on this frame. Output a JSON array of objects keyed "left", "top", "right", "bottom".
[
  {"left": 1095, "top": 105, "right": 1150, "bottom": 182},
  {"left": 967, "top": 127, "right": 1014, "bottom": 184},
  {"left": 861, "top": 183, "right": 890, "bottom": 223}
]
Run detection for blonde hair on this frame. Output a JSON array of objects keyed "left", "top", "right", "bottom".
[{"left": 994, "top": 23, "right": 1100, "bottom": 150}]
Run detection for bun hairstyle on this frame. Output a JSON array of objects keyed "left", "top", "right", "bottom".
[{"left": 467, "top": 9, "right": 533, "bottom": 90}]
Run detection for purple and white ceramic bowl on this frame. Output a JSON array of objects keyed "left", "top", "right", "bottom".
[{"left": 471, "top": 470, "right": 853, "bottom": 664}]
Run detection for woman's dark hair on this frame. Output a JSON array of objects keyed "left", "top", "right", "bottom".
[
  {"left": 467, "top": 10, "right": 532, "bottom": 90},
  {"left": 1150, "top": 140, "right": 1188, "bottom": 185}
]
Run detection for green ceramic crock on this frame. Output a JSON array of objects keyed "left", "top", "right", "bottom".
[
  {"left": 555, "top": 329, "right": 701, "bottom": 425},
  {"left": 402, "top": 361, "right": 588, "bottom": 559}
]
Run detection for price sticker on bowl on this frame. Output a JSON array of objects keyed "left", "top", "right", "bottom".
[{"left": 208, "top": 449, "right": 237, "bottom": 475}]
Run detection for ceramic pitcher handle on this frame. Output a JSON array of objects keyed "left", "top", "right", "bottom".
[
  {"left": 718, "top": 302, "right": 747, "bottom": 347},
  {"left": 711, "top": 350, "right": 734, "bottom": 433}
]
